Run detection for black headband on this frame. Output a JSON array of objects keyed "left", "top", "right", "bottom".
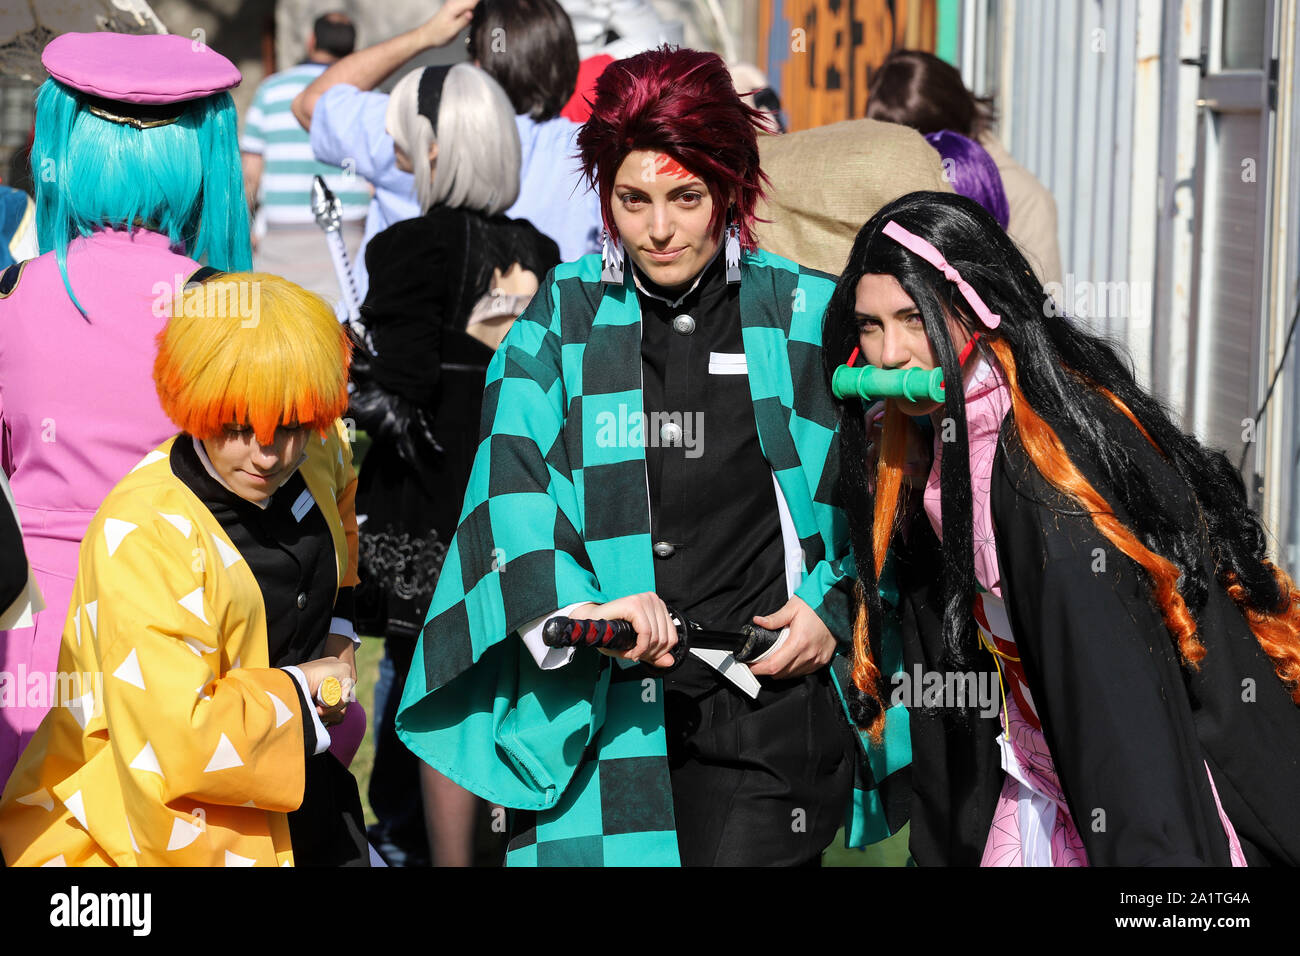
[{"left": 416, "top": 65, "right": 452, "bottom": 134}]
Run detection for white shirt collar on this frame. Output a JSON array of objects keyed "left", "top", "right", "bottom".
[{"left": 629, "top": 241, "right": 725, "bottom": 309}]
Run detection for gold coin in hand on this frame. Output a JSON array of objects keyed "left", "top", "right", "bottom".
[{"left": 318, "top": 676, "right": 343, "bottom": 708}]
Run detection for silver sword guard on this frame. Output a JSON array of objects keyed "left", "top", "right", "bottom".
[{"left": 311, "top": 175, "right": 343, "bottom": 233}]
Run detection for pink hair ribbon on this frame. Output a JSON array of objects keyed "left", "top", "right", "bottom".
[{"left": 882, "top": 220, "right": 1001, "bottom": 329}]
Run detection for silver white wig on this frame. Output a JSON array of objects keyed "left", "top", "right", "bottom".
[{"left": 386, "top": 62, "right": 521, "bottom": 216}]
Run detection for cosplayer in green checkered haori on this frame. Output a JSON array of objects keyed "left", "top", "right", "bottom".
[{"left": 396, "top": 249, "right": 912, "bottom": 865}]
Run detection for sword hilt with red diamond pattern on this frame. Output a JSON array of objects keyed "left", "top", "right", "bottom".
[
  {"left": 542, "top": 616, "right": 638, "bottom": 651},
  {"left": 542, "top": 611, "right": 691, "bottom": 671}
]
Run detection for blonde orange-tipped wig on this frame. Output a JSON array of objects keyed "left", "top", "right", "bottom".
[{"left": 154, "top": 272, "right": 352, "bottom": 446}]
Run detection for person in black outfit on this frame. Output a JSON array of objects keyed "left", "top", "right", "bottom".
[
  {"left": 349, "top": 61, "right": 559, "bottom": 867},
  {"left": 825, "top": 191, "right": 1300, "bottom": 865}
]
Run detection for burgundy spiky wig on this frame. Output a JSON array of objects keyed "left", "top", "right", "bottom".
[{"left": 577, "top": 46, "right": 772, "bottom": 249}]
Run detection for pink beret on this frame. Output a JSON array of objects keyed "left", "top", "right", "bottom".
[{"left": 41, "top": 32, "right": 241, "bottom": 104}]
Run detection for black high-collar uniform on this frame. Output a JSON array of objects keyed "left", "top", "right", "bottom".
[
  {"left": 170, "top": 437, "right": 342, "bottom": 668},
  {"left": 637, "top": 250, "right": 788, "bottom": 634},
  {"left": 629, "top": 253, "right": 854, "bottom": 866},
  {"left": 170, "top": 437, "right": 369, "bottom": 866}
]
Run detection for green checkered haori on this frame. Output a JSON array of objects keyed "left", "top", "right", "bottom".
[{"left": 396, "top": 249, "right": 911, "bottom": 865}]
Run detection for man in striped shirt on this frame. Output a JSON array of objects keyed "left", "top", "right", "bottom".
[{"left": 240, "top": 13, "right": 370, "bottom": 306}]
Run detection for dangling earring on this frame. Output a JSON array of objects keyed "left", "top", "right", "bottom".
[
  {"left": 601, "top": 229, "right": 625, "bottom": 285},
  {"left": 724, "top": 212, "right": 741, "bottom": 284}
]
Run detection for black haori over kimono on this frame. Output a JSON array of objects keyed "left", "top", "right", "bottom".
[{"left": 898, "top": 389, "right": 1300, "bottom": 866}]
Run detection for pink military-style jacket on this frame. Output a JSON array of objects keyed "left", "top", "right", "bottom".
[{"left": 0, "top": 227, "right": 199, "bottom": 785}]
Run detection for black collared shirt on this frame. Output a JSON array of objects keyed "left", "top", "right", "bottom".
[
  {"left": 636, "top": 252, "right": 789, "bottom": 637},
  {"left": 170, "top": 437, "right": 344, "bottom": 668}
]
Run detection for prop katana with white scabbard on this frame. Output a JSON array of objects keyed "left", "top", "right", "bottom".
[{"left": 310, "top": 175, "right": 365, "bottom": 337}]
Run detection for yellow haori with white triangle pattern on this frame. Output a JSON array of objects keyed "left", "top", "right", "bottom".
[{"left": 0, "top": 421, "right": 358, "bottom": 866}]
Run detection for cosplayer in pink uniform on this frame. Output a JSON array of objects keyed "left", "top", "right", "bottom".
[{"left": 0, "top": 33, "right": 252, "bottom": 784}]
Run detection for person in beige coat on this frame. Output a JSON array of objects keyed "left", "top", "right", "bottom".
[
  {"left": 865, "top": 49, "right": 1062, "bottom": 287},
  {"left": 977, "top": 135, "right": 1063, "bottom": 286},
  {"left": 755, "top": 117, "right": 953, "bottom": 277}
]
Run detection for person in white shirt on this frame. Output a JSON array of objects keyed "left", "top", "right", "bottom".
[
  {"left": 292, "top": 1, "right": 479, "bottom": 303},
  {"left": 241, "top": 12, "right": 371, "bottom": 304}
]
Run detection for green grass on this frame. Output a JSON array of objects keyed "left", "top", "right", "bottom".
[
  {"left": 351, "top": 636, "right": 382, "bottom": 828},
  {"left": 347, "top": 429, "right": 381, "bottom": 827},
  {"left": 824, "top": 825, "right": 912, "bottom": 866}
]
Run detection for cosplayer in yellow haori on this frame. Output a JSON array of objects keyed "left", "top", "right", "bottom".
[{"left": 0, "top": 274, "right": 370, "bottom": 867}]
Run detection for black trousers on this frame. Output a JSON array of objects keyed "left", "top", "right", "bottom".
[
  {"left": 288, "top": 752, "right": 371, "bottom": 867},
  {"left": 663, "top": 657, "right": 855, "bottom": 866}
]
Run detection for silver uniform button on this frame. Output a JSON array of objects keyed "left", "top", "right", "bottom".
[
  {"left": 659, "top": 421, "right": 683, "bottom": 445},
  {"left": 652, "top": 541, "right": 675, "bottom": 559},
  {"left": 672, "top": 314, "right": 695, "bottom": 335},
  {"left": 296, "top": 592, "right": 307, "bottom": 609}
]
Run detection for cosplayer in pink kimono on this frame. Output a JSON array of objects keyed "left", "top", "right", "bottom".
[
  {"left": 829, "top": 192, "right": 1300, "bottom": 866},
  {"left": 0, "top": 33, "right": 253, "bottom": 784}
]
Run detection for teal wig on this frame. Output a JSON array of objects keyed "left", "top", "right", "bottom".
[{"left": 33, "top": 78, "right": 253, "bottom": 315}]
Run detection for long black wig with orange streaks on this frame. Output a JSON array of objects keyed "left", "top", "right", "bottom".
[{"left": 823, "top": 192, "right": 1300, "bottom": 740}]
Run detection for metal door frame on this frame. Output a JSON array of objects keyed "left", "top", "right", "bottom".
[{"left": 1186, "top": 0, "right": 1277, "bottom": 503}]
